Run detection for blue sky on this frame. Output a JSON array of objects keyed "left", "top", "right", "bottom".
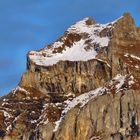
[{"left": 0, "top": 0, "right": 140, "bottom": 96}]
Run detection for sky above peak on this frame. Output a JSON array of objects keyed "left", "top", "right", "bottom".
[{"left": 0, "top": 0, "right": 140, "bottom": 96}]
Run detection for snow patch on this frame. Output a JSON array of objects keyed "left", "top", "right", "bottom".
[
  {"left": 128, "top": 75, "right": 135, "bottom": 86},
  {"left": 29, "top": 39, "right": 98, "bottom": 66},
  {"left": 124, "top": 53, "right": 140, "bottom": 61},
  {"left": 96, "top": 58, "right": 111, "bottom": 68},
  {"left": 12, "top": 86, "right": 30, "bottom": 95},
  {"left": 28, "top": 17, "right": 122, "bottom": 67},
  {"left": 3, "top": 110, "right": 11, "bottom": 118},
  {"left": 53, "top": 87, "right": 106, "bottom": 132},
  {"left": 53, "top": 74, "right": 129, "bottom": 132},
  {"left": 113, "top": 74, "right": 126, "bottom": 91}
]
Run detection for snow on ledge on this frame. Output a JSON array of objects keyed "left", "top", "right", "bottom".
[
  {"left": 53, "top": 74, "right": 135, "bottom": 132},
  {"left": 28, "top": 16, "right": 124, "bottom": 67},
  {"left": 124, "top": 53, "right": 140, "bottom": 61},
  {"left": 53, "top": 87, "right": 106, "bottom": 132}
]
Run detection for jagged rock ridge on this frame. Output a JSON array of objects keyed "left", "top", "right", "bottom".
[{"left": 0, "top": 12, "right": 140, "bottom": 140}]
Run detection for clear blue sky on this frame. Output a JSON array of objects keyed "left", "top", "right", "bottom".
[{"left": 0, "top": 0, "right": 140, "bottom": 96}]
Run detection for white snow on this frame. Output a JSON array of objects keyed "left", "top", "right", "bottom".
[
  {"left": 67, "top": 17, "right": 111, "bottom": 47},
  {"left": 28, "top": 17, "right": 120, "bottom": 67},
  {"left": 111, "top": 74, "right": 136, "bottom": 91},
  {"left": 3, "top": 98, "right": 8, "bottom": 102},
  {"left": 124, "top": 53, "right": 140, "bottom": 61},
  {"left": 110, "top": 16, "right": 123, "bottom": 24},
  {"left": 130, "top": 54, "right": 140, "bottom": 61},
  {"left": 53, "top": 87, "right": 106, "bottom": 132},
  {"left": 12, "top": 86, "right": 30, "bottom": 95},
  {"left": 31, "top": 120, "right": 37, "bottom": 124},
  {"left": 5, "top": 115, "right": 21, "bottom": 132},
  {"left": 55, "top": 103, "right": 62, "bottom": 106},
  {"left": 3, "top": 110, "right": 11, "bottom": 118},
  {"left": 128, "top": 75, "right": 135, "bottom": 86},
  {"left": 113, "top": 74, "right": 126, "bottom": 92},
  {"left": 53, "top": 74, "right": 129, "bottom": 132},
  {"left": 6, "top": 125, "right": 12, "bottom": 132},
  {"left": 2, "top": 102, "right": 9, "bottom": 106},
  {"left": 29, "top": 39, "right": 97, "bottom": 66},
  {"left": 96, "top": 58, "right": 111, "bottom": 68}
]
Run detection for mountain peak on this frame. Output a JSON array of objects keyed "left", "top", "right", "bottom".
[
  {"left": 123, "top": 12, "right": 132, "bottom": 18},
  {"left": 28, "top": 16, "right": 120, "bottom": 67},
  {"left": 0, "top": 13, "right": 140, "bottom": 140}
]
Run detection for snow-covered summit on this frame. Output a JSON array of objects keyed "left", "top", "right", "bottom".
[{"left": 28, "top": 17, "right": 121, "bottom": 67}]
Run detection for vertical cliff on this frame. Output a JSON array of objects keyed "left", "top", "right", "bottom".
[{"left": 0, "top": 12, "right": 140, "bottom": 140}]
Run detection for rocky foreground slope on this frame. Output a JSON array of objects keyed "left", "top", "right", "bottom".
[{"left": 0, "top": 13, "right": 140, "bottom": 140}]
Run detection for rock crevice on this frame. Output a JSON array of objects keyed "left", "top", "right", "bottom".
[{"left": 0, "top": 13, "right": 140, "bottom": 140}]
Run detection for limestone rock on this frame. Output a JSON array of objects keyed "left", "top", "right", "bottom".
[{"left": 0, "top": 12, "right": 140, "bottom": 140}]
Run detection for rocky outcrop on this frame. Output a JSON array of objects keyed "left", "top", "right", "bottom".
[
  {"left": 20, "top": 60, "right": 111, "bottom": 95},
  {"left": 110, "top": 13, "right": 140, "bottom": 77},
  {"left": 54, "top": 89, "right": 140, "bottom": 140},
  {"left": 0, "top": 12, "right": 140, "bottom": 140}
]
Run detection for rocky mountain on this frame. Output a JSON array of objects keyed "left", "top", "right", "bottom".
[{"left": 0, "top": 12, "right": 140, "bottom": 140}]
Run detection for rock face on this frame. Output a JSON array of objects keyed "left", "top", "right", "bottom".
[{"left": 0, "top": 12, "right": 140, "bottom": 140}]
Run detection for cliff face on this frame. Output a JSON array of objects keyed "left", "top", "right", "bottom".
[{"left": 0, "top": 13, "right": 140, "bottom": 140}]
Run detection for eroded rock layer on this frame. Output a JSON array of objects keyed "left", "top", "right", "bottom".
[{"left": 0, "top": 12, "right": 140, "bottom": 140}]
